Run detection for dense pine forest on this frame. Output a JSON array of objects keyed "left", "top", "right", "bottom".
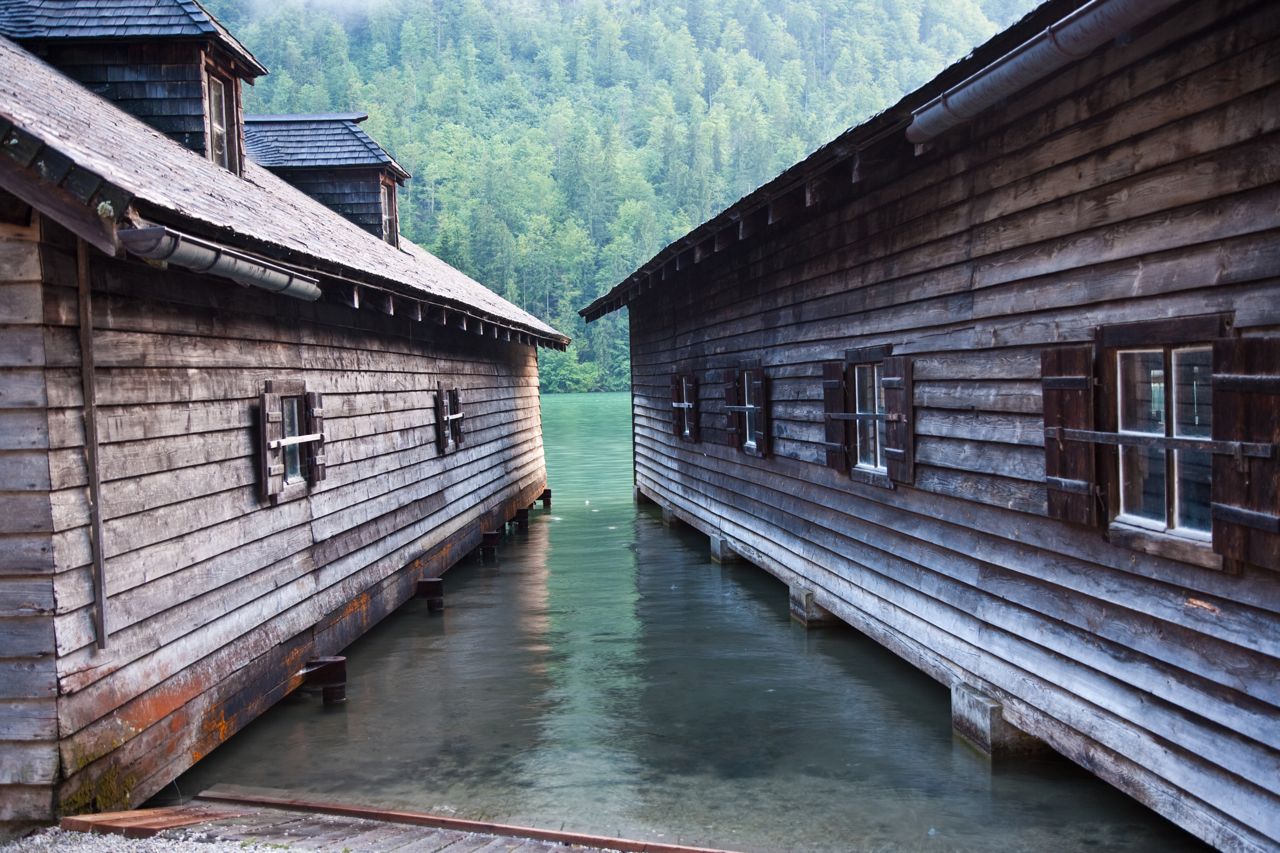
[{"left": 207, "top": 0, "right": 1036, "bottom": 391}]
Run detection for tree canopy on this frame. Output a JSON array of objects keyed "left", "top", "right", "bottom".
[{"left": 208, "top": 0, "right": 1037, "bottom": 391}]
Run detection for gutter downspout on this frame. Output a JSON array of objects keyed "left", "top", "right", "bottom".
[
  {"left": 118, "top": 225, "right": 322, "bottom": 301},
  {"left": 906, "top": 0, "right": 1181, "bottom": 144},
  {"left": 77, "top": 239, "right": 108, "bottom": 650}
]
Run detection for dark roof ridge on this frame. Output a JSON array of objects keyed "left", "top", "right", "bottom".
[
  {"left": 246, "top": 113, "right": 371, "bottom": 123},
  {"left": 0, "top": 0, "right": 267, "bottom": 77}
]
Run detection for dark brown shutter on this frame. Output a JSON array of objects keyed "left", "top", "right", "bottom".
[
  {"left": 882, "top": 355, "right": 914, "bottom": 484},
  {"left": 1211, "top": 337, "right": 1280, "bottom": 571},
  {"left": 671, "top": 374, "right": 683, "bottom": 436},
  {"left": 259, "top": 389, "right": 284, "bottom": 501},
  {"left": 1042, "top": 345, "right": 1096, "bottom": 526},
  {"left": 751, "top": 373, "right": 771, "bottom": 457},
  {"left": 686, "top": 374, "right": 700, "bottom": 443},
  {"left": 304, "top": 390, "right": 326, "bottom": 484},
  {"left": 450, "top": 388, "right": 465, "bottom": 447},
  {"left": 434, "top": 382, "right": 449, "bottom": 455},
  {"left": 724, "top": 369, "right": 743, "bottom": 448},
  {"left": 822, "top": 362, "right": 849, "bottom": 471}
]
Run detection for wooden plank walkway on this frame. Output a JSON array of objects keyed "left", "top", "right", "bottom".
[{"left": 58, "top": 785, "right": 741, "bottom": 853}]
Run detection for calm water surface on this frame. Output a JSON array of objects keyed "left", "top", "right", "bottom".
[{"left": 175, "top": 391, "right": 1202, "bottom": 851}]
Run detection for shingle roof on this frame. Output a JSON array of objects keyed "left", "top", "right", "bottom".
[
  {"left": 0, "top": 35, "right": 565, "bottom": 345},
  {"left": 0, "top": 0, "right": 265, "bottom": 77},
  {"left": 245, "top": 114, "right": 411, "bottom": 181}
]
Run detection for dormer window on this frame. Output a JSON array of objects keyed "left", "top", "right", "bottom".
[
  {"left": 205, "top": 67, "right": 241, "bottom": 174},
  {"left": 381, "top": 178, "right": 398, "bottom": 246},
  {"left": 209, "top": 76, "right": 229, "bottom": 168}
]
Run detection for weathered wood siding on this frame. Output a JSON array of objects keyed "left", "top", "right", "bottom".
[
  {"left": 275, "top": 168, "right": 385, "bottom": 238},
  {"left": 29, "top": 42, "right": 208, "bottom": 155},
  {"left": 627, "top": 2, "right": 1279, "bottom": 850},
  {"left": 0, "top": 211, "right": 57, "bottom": 830},
  {"left": 6, "top": 214, "right": 546, "bottom": 821}
]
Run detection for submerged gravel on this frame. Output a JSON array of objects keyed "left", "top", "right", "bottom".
[{"left": 0, "top": 827, "right": 274, "bottom": 852}]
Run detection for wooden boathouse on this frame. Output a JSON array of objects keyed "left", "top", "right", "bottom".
[
  {"left": 582, "top": 0, "right": 1279, "bottom": 849},
  {"left": 0, "top": 0, "right": 566, "bottom": 834}
]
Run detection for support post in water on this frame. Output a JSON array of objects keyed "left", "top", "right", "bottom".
[
  {"left": 710, "top": 536, "right": 742, "bottom": 564},
  {"left": 661, "top": 506, "right": 681, "bottom": 527},
  {"left": 789, "top": 586, "right": 837, "bottom": 628},
  {"left": 416, "top": 577, "right": 444, "bottom": 612},
  {"left": 514, "top": 507, "right": 530, "bottom": 531},
  {"left": 951, "top": 683, "right": 1048, "bottom": 759},
  {"left": 301, "top": 656, "right": 347, "bottom": 705},
  {"left": 539, "top": 488, "right": 552, "bottom": 509},
  {"left": 634, "top": 486, "right": 655, "bottom": 505},
  {"left": 480, "top": 530, "right": 500, "bottom": 562}
]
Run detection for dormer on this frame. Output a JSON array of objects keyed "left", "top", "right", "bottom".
[
  {"left": 0, "top": 0, "right": 266, "bottom": 173},
  {"left": 244, "top": 113, "right": 411, "bottom": 245}
]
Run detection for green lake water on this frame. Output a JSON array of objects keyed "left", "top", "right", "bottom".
[{"left": 172, "top": 390, "right": 1202, "bottom": 851}]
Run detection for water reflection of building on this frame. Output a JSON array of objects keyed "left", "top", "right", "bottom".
[{"left": 581, "top": 1, "right": 1280, "bottom": 849}]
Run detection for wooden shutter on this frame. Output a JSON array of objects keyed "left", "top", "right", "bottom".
[
  {"left": 751, "top": 372, "right": 771, "bottom": 457},
  {"left": 724, "top": 369, "right": 743, "bottom": 448},
  {"left": 1042, "top": 345, "right": 1096, "bottom": 526},
  {"left": 686, "top": 374, "right": 700, "bottom": 443},
  {"left": 882, "top": 355, "right": 914, "bottom": 484},
  {"left": 258, "top": 389, "right": 284, "bottom": 501},
  {"left": 671, "top": 374, "right": 683, "bottom": 436},
  {"left": 1211, "top": 337, "right": 1280, "bottom": 571},
  {"left": 304, "top": 390, "right": 326, "bottom": 484},
  {"left": 434, "top": 382, "right": 449, "bottom": 455},
  {"left": 450, "top": 388, "right": 465, "bottom": 447},
  {"left": 822, "top": 362, "right": 850, "bottom": 471}
]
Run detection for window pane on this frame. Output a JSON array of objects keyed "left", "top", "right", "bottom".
[
  {"left": 1118, "top": 351, "right": 1165, "bottom": 435},
  {"left": 854, "top": 364, "right": 877, "bottom": 468},
  {"left": 741, "top": 372, "right": 755, "bottom": 448},
  {"left": 1172, "top": 347, "right": 1211, "bottom": 438},
  {"left": 282, "top": 396, "right": 302, "bottom": 483},
  {"left": 209, "top": 77, "right": 229, "bottom": 169},
  {"left": 875, "top": 364, "right": 886, "bottom": 469},
  {"left": 382, "top": 184, "right": 394, "bottom": 239},
  {"left": 680, "top": 377, "right": 691, "bottom": 438},
  {"left": 1120, "top": 445, "right": 1166, "bottom": 524},
  {"left": 1175, "top": 449, "right": 1211, "bottom": 533}
]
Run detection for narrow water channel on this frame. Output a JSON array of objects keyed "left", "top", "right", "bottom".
[{"left": 173, "top": 391, "right": 1202, "bottom": 851}]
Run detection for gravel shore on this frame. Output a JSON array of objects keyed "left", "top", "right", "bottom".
[{"left": 0, "top": 827, "right": 274, "bottom": 852}]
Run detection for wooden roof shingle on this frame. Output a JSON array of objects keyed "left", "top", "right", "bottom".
[
  {"left": 0, "top": 35, "right": 565, "bottom": 345},
  {"left": 0, "top": 0, "right": 265, "bottom": 76},
  {"left": 245, "top": 114, "right": 411, "bottom": 181}
]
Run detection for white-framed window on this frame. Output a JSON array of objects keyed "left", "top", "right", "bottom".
[
  {"left": 1115, "top": 346, "right": 1212, "bottom": 538},
  {"left": 259, "top": 380, "right": 325, "bottom": 503},
  {"left": 853, "top": 362, "right": 887, "bottom": 472},
  {"left": 724, "top": 364, "right": 770, "bottom": 457},
  {"left": 671, "top": 372, "right": 698, "bottom": 442},
  {"left": 381, "top": 180, "right": 399, "bottom": 245},
  {"left": 208, "top": 74, "right": 232, "bottom": 171}
]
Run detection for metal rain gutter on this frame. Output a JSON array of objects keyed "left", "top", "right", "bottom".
[
  {"left": 118, "top": 225, "right": 322, "bottom": 301},
  {"left": 905, "top": 0, "right": 1180, "bottom": 144}
]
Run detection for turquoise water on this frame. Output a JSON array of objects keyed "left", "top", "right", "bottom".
[{"left": 172, "top": 391, "right": 1202, "bottom": 851}]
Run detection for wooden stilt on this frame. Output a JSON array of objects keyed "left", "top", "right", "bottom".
[
  {"left": 301, "top": 656, "right": 347, "bottom": 705},
  {"left": 951, "top": 683, "right": 1049, "bottom": 759},
  {"left": 416, "top": 578, "right": 444, "bottom": 612},
  {"left": 789, "top": 586, "right": 837, "bottom": 628},
  {"left": 479, "top": 530, "right": 500, "bottom": 561}
]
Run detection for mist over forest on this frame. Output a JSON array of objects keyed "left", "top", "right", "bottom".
[{"left": 205, "top": 0, "right": 1039, "bottom": 391}]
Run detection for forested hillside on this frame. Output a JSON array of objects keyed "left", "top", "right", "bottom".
[{"left": 206, "top": 0, "right": 1037, "bottom": 391}]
